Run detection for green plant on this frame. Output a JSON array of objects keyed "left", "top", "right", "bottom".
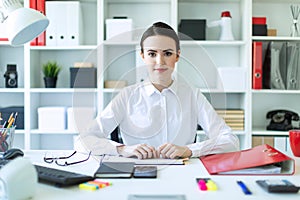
[{"left": 42, "top": 61, "right": 61, "bottom": 78}]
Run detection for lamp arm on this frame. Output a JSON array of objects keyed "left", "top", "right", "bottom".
[{"left": 0, "top": 8, "right": 7, "bottom": 23}]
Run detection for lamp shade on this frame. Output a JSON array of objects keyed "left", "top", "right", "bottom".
[{"left": 6, "top": 7, "right": 49, "bottom": 46}]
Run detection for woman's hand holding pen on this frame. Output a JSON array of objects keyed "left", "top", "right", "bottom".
[{"left": 117, "top": 144, "right": 158, "bottom": 159}]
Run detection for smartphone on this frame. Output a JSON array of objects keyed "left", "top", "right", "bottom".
[{"left": 133, "top": 166, "right": 157, "bottom": 178}]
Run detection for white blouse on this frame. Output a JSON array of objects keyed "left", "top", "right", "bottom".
[{"left": 80, "top": 80, "right": 240, "bottom": 157}]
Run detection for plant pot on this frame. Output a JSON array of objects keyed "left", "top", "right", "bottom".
[{"left": 44, "top": 77, "right": 57, "bottom": 88}]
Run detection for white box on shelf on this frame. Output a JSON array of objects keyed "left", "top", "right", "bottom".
[
  {"left": 67, "top": 107, "right": 96, "bottom": 132},
  {"left": 217, "top": 67, "right": 246, "bottom": 91},
  {"left": 38, "top": 107, "right": 67, "bottom": 131},
  {"left": 106, "top": 18, "right": 133, "bottom": 41}
]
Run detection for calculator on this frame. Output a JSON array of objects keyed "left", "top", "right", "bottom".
[{"left": 256, "top": 179, "right": 300, "bottom": 193}]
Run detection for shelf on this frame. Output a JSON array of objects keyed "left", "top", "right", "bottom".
[
  {"left": 29, "top": 45, "right": 98, "bottom": 50},
  {"left": 30, "top": 88, "right": 97, "bottom": 93},
  {"left": 252, "top": 36, "right": 300, "bottom": 41},
  {"left": 30, "top": 129, "right": 78, "bottom": 135},
  {"left": 252, "top": 129, "right": 289, "bottom": 136},
  {"left": 252, "top": 89, "right": 300, "bottom": 94},
  {"left": 181, "top": 40, "right": 246, "bottom": 46},
  {"left": 0, "top": 88, "right": 25, "bottom": 93}
]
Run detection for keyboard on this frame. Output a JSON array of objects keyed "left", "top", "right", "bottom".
[{"left": 34, "top": 165, "right": 94, "bottom": 187}]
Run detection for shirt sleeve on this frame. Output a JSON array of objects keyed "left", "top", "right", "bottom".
[
  {"left": 187, "top": 90, "right": 240, "bottom": 157},
  {"left": 78, "top": 89, "right": 128, "bottom": 155}
]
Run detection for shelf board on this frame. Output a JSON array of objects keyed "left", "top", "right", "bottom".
[
  {"left": 30, "top": 129, "right": 78, "bottom": 135},
  {"left": 103, "top": 40, "right": 139, "bottom": 46},
  {"left": 29, "top": 45, "right": 98, "bottom": 50},
  {"left": 252, "top": 89, "right": 300, "bottom": 94},
  {"left": 0, "top": 88, "right": 25, "bottom": 93},
  {"left": 252, "top": 129, "right": 289, "bottom": 136},
  {"left": 181, "top": 40, "right": 246, "bottom": 46},
  {"left": 197, "top": 130, "right": 246, "bottom": 135},
  {"left": 30, "top": 88, "right": 97, "bottom": 93},
  {"left": 103, "top": 88, "right": 123, "bottom": 93},
  {"left": 252, "top": 36, "right": 300, "bottom": 41}
]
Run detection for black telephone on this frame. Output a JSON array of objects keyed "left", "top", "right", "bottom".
[{"left": 266, "top": 109, "right": 300, "bottom": 131}]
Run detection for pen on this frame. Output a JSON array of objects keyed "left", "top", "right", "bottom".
[{"left": 237, "top": 180, "right": 252, "bottom": 195}]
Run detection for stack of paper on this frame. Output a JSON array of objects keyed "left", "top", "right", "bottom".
[{"left": 216, "top": 109, "right": 244, "bottom": 131}]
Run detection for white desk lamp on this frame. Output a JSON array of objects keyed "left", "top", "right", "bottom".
[{"left": 0, "top": 0, "right": 49, "bottom": 46}]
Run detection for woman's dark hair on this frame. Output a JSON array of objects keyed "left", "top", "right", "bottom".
[{"left": 140, "top": 22, "right": 180, "bottom": 53}]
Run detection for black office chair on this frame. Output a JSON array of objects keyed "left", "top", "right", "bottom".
[{"left": 110, "top": 127, "right": 123, "bottom": 143}]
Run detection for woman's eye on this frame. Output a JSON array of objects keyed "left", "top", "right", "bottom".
[
  {"left": 165, "top": 52, "right": 173, "bottom": 57},
  {"left": 148, "top": 52, "right": 156, "bottom": 57}
]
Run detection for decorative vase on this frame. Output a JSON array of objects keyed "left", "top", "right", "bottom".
[{"left": 44, "top": 77, "right": 57, "bottom": 88}]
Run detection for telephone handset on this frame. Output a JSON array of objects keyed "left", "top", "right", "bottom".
[{"left": 266, "top": 109, "right": 299, "bottom": 131}]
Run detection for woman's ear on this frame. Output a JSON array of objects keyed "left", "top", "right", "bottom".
[
  {"left": 140, "top": 51, "right": 145, "bottom": 60},
  {"left": 176, "top": 50, "right": 181, "bottom": 62}
]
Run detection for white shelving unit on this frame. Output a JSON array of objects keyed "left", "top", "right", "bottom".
[{"left": 1, "top": 0, "right": 296, "bottom": 151}]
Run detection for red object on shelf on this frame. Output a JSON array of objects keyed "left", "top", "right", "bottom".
[
  {"left": 221, "top": 11, "right": 232, "bottom": 18},
  {"left": 0, "top": 38, "right": 9, "bottom": 41},
  {"left": 29, "top": 0, "right": 37, "bottom": 46},
  {"left": 252, "top": 17, "right": 267, "bottom": 25},
  {"left": 36, "top": 0, "right": 46, "bottom": 46},
  {"left": 252, "top": 41, "right": 263, "bottom": 89}
]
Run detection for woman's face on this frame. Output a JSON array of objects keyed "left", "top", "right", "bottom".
[{"left": 140, "top": 35, "right": 180, "bottom": 87}]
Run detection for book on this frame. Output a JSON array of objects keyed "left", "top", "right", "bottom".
[
  {"left": 200, "top": 144, "right": 295, "bottom": 175},
  {"left": 94, "top": 162, "right": 135, "bottom": 178},
  {"left": 216, "top": 109, "right": 244, "bottom": 114},
  {"left": 102, "top": 155, "right": 187, "bottom": 165}
]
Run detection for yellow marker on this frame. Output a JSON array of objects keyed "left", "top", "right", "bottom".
[
  {"left": 206, "top": 180, "right": 218, "bottom": 191},
  {"left": 79, "top": 183, "right": 99, "bottom": 191}
]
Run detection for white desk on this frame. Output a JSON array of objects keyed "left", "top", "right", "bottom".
[{"left": 24, "top": 151, "right": 300, "bottom": 200}]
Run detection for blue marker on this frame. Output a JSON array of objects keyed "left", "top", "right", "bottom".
[{"left": 237, "top": 181, "right": 252, "bottom": 195}]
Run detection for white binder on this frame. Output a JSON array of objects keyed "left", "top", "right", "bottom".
[{"left": 46, "top": 1, "right": 82, "bottom": 46}]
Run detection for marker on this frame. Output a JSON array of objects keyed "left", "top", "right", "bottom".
[
  {"left": 206, "top": 179, "right": 218, "bottom": 191},
  {"left": 237, "top": 181, "right": 252, "bottom": 195},
  {"left": 198, "top": 179, "right": 207, "bottom": 191},
  {"left": 79, "top": 183, "right": 99, "bottom": 191}
]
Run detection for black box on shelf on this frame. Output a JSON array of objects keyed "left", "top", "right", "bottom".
[
  {"left": 178, "top": 19, "right": 206, "bottom": 40},
  {"left": 70, "top": 67, "right": 97, "bottom": 88},
  {"left": 0, "top": 106, "right": 24, "bottom": 129},
  {"left": 253, "top": 24, "right": 267, "bottom": 36}
]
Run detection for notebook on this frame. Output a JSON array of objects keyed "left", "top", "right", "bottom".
[{"left": 94, "top": 162, "right": 135, "bottom": 178}]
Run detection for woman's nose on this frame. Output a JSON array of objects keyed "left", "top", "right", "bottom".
[{"left": 156, "top": 54, "right": 164, "bottom": 64}]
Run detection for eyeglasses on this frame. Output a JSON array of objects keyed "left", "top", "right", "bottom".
[{"left": 43, "top": 151, "right": 91, "bottom": 166}]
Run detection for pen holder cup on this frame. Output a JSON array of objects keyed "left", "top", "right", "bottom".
[{"left": 0, "top": 126, "right": 15, "bottom": 152}]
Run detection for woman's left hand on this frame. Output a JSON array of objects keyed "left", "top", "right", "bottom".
[{"left": 157, "top": 143, "right": 192, "bottom": 159}]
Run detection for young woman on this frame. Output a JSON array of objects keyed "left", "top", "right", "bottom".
[{"left": 80, "top": 22, "right": 239, "bottom": 159}]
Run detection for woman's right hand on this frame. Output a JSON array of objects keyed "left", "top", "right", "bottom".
[{"left": 117, "top": 144, "right": 158, "bottom": 159}]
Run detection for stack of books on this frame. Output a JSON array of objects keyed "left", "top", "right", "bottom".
[{"left": 216, "top": 109, "right": 244, "bottom": 131}]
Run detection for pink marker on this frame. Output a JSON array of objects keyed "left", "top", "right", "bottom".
[{"left": 198, "top": 179, "right": 207, "bottom": 191}]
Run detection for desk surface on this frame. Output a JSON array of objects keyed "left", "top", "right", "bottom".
[{"left": 24, "top": 151, "right": 300, "bottom": 200}]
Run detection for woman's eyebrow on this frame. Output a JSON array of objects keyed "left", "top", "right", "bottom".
[{"left": 146, "top": 49, "right": 174, "bottom": 52}]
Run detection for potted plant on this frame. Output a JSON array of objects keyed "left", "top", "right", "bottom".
[{"left": 42, "top": 61, "right": 61, "bottom": 88}]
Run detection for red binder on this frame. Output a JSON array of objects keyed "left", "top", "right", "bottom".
[
  {"left": 36, "top": 0, "right": 46, "bottom": 46},
  {"left": 29, "top": 0, "right": 37, "bottom": 46},
  {"left": 252, "top": 41, "right": 263, "bottom": 89},
  {"left": 200, "top": 144, "right": 295, "bottom": 175}
]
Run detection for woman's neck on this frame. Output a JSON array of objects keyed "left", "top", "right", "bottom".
[{"left": 152, "top": 79, "right": 173, "bottom": 92}]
